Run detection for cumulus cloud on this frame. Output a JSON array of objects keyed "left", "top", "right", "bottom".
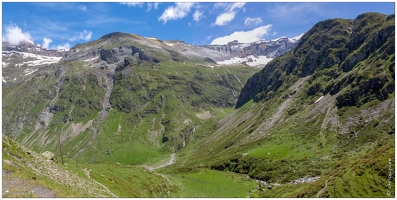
[
  {"left": 42, "top": 38, "right": 52, "bottom": 49},
  {"left": 214, "top": 12, "right": 236, "bottom": 26},
  {"left": 213, "top": 2, "right": 245, "bottom": 26},
  {"left": 78, "top": 5, "right": 87, "bottom": 11},
  {"left": 193, "top": 10, "right": 204, "bottom": 22},
  {"left": 3, "top": 24, "right": 33, "bottom": 45},
  {"left": 69, "top": 30, "right": 92, "bottom": 42},
  {"left": 159, "top": 2, "right": 195, "bottom": 24},
  {"left": 210, "top": 25, "right": 272, "bottom": 45},
  {"left": 244, "top": 17, "right": 263, "bottom": 26},
  {"left": 57, "top": 43, "right": 70, "bottom": 51}
]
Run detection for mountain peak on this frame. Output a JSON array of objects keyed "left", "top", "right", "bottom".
[{"left": 100, "top": 32, "right": 132, "bottom": 39}]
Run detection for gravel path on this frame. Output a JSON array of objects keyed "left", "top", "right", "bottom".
[
  {"left": 2, "top": 170, "right": 56, "bottom": 198},
  {"left": 146, "top": 153, "right": 176, "bottom": 171}
]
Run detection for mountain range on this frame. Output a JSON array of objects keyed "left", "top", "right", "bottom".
[
  {"left": 2, "top": 33, "right": 300, "bottom": 87},
  {"left": 2, "top": 12, "right": 395, "bottom": 198}
]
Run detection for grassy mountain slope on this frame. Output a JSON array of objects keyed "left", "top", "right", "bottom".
[
  {"left": 3, "top": 134, "right": 259, "bottom": 197},
  {"left": 2, "top": 134, "right": 178, "bottom": 197},
  {"left": 3, "top": 35, "right": 259, "bottom": 166},
  {"left": 2, "top": 12, "right": 394, "bottom": 198},
  {"left": 172, "top": 12, "right": 395, "bottom": 197}
]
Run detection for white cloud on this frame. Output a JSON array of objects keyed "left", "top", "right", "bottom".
[
  {"left": 229, "top": 2, "right": 245, "bottom": 11},
  {"left": 214, "top": 12, "right": 236, "bottom": 26},
  {"left": 69, "top": 30, "right": 92, "bottom": 42},
  {"left": 244, "top": 17, "right": 263, "bottom": 26},
  {"left": 57, "top": 43, "right": 70, "bottom": 51},
  {"left": 42, "top": 38, "right": 52, "bottom": 49},
  {"left": 210, "top": 25, "right": 272, "bottom": 45},
  {"left": 147, "top": 2, "right": 160, "bottom": 11},
  {"left": 213, "top": 2, "right": 245, "bottom": 26},
  {"left": 78, "top": 5, "right": 87, "bottom": 11},
  {"left": 193, "top": 10, "right": 204, "bottom": 22},
  {"left": 120, "top": 2, "right": 144, "bottom": 7},
  {"left": 147, "top": 3, "right": 153, "bottom": 11},
  {"left": 206, "top": 35, "right": 212, "bottom": 40},
  {"left": 214, "top": 2, "right": 244, "bottom": 10},
  {"left": 153, "top": 3, "right": 159, "bottom": 9},
  {"left": 213, "top": 3, "right": 228, "bottom": 9},
  {"left": 159, "top": 3, "right": 195, "bottom": 24},
  {"left": 3, "top": 24, "right": 33, "bottom": 45}
]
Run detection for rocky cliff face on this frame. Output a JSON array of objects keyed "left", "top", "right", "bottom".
[
  {"left": 2, "top": 42, "right": 67, "bottom": 57},
  {"left": 2, "top": 30, "right": 260, "bottom": 165},
  {"left": 236, "top": 12, "right": 395, "bottom": 109},
  {"left": 99, "top": 46, "right": 159, "bottom": 64},
  {"left": 201, "top": 37, "right": 300, "bottom": 60},
  {"left": 181, "top": 14, "right": 394, "bottom": 198},
  {"left": 2, "top": 32, "right": 300, "bottom": 88},
  {"left": 2, "top": 42, "right": 66, "bottom": 87}
]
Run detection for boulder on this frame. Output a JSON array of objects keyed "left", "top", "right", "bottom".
[{"left": 41, "top": 151, "right": 55, "bottom": 160}]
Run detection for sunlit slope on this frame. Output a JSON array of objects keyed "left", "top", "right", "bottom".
[
  {"left": 3, "top": 54, "right": 258, "bottom": 166},
  {"left": 174, "top": 12, "right": 395, "bottom": 198}
]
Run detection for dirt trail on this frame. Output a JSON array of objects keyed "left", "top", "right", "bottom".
[
  {"left": 316, "top": 176, "right": 333, "bottom": 198},
  {"left": 141, "top": 154, "right": 176, "bottom": 189},
  {"left": 3, "top": 135, "right": 116, "bottom": 197},
  {"left": 146, "top": 153, "right": 176, "bottom": 171},
  {"left": 2, "top": 170, "right": 56, "bottom": 198}
]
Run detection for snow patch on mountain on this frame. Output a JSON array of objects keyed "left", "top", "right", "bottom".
[
  {"left": 289, "top": 33, "right": 304, "bottom": 43},
  {"left": 271, "top": 36, "right": 288, "bottom": 42},
  {"left": 83, "top": 56, "right": 99, "bottom": 63},
  {"left": 164, "top": 42, "right": 175, "bottom": 47},
  {"left": 217, "top": 55, "right": 273, "bottom": 67},
  {"left": 3, "top": 51, "right": 62, "bottom": 66},
  {"left": 24, "top": 68, "right": 39, "bottom": 76},
  {"left": 145, "top": 37, "right": 159, "bottom": 40},
  {"left": 246, "top": 56, "right": 273, "bottom": 67}
]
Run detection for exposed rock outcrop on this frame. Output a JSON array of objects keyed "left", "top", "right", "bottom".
[
  {"left": 236, "top": 12, "right": 394, "bottom": 109},
  {"left": 201, "top": 37, "right": 299, "bottom": 60},
  {"left": 100, "top": 46, "right": 159, "bottom": 64}
]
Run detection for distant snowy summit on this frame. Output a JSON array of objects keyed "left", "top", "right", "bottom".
[
  {"left": 201, "top": 33, "right": 304, "bottom": 67},
  {"left": 2, "top": 41, "right": 68, "bottom": 57},
  {"left": 2, "top": 32, "right": 305, "bottom": 86},
  {"left": 2, "top": 42, "right": 65, "bottom": 85}
]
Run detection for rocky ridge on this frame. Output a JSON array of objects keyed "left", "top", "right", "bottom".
[
  {"left": 2, "top": 33, "right": 300, "bottom": 86},
  {"left": 236, "top": 12, "right": 395, "bottom": 108},
  {"left": 179, "top": 12, "right": 394, "bottom": 198},
  {"left": 201, "top": 35, "right": 301, "bottom": 59},
  {"left": 2, "top": 12, "right": 394, "bottom": 198}
]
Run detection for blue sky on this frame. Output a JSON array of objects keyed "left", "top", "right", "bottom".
[{"left": 2, "top": 2, "right": 395, "bottom": 50}]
